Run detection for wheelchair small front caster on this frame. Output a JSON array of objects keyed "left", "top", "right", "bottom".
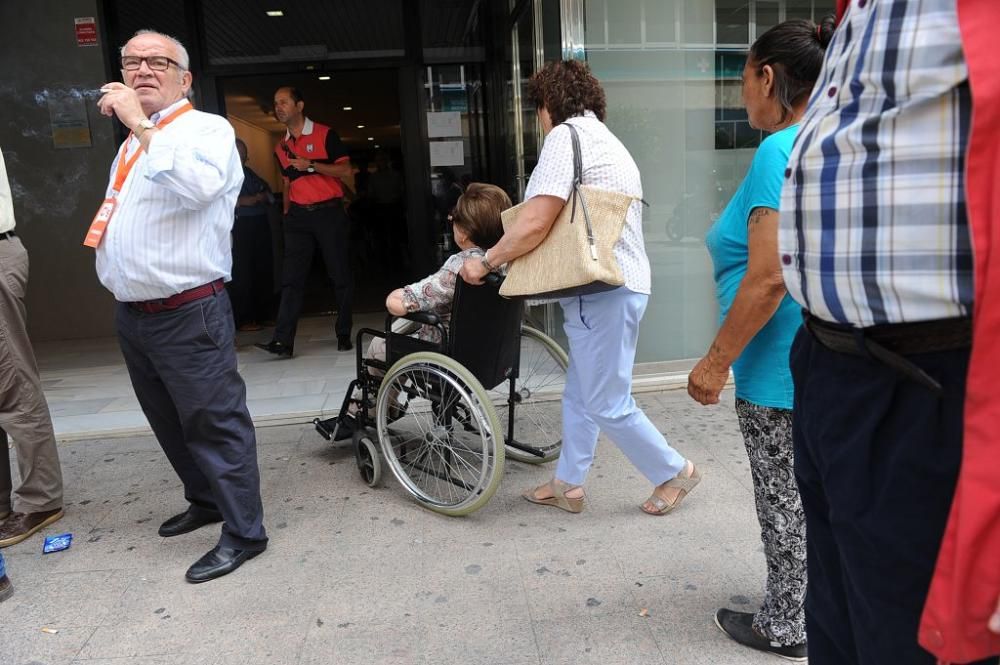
[{"left": 354, "top": 433, "right": 382, "bottom": 487}]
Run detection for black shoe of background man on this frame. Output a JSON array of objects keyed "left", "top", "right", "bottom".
[
  {"left": 185, "top": 545, "right": 264, "bottom": 583},
  {"left": 254, "top": 340, "right": 293, "bottom": 358},
  {"left": 713, "top": 608, "right": 807, "bottom": 662},
  {"left": 337, "top": 336, "right": 353, "bottom": 351},
  {"left": 158, "top": 508, "right": 224, "bottom": 538}
]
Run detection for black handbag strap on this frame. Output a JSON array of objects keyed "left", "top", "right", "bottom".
[{"left": 565, "top": 123, "right": 598, "bottom": 261}]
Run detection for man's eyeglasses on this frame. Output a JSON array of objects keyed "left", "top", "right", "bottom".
[{"left": 121, "top": 55, "right": 182, "bottom": 72}]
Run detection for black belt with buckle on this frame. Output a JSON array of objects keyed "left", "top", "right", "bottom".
[
  {"left": 803, "top": 313, "right": 972, "bottom": 396},
  {"left": 0, "top": 231, "right": 15, "bottom": 240},
  {"left": 289, "top": 198, "right": 341, "bottom": 212}
]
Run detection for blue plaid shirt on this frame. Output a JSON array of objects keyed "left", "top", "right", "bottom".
[{"left": 779, "top": 0, "right": 973, "bottom": 327}]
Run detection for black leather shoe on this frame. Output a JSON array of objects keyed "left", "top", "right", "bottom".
[
  {"left": 337, "top": 336, "right": 353, "bottom": 351},
  {"left": 254, "top": 340, "right": 293, "bottom": 358},
  {"left": 158, "top": 508, "right": 223, "bottom": 538},
  {"left": 185, "top": 545, "right": 264, "bottom": 583},
  {"left": 714, "top": 608, "right": 807, "bottom": 661}
]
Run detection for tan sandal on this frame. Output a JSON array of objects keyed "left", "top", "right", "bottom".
[
  {"left": 642, "top": 462, "right": 701, "bottom": 516},
  {"left": 522, "top": 479, "right": 585, "bottom": 514}
]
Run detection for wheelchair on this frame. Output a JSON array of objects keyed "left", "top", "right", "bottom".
[{"left": 314, "top": 275, "right": 568, "bottom": 516}]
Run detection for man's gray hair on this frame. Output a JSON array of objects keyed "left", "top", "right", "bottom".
[{"left": 120, "top": 29, "right": 190, "bottom": 71}]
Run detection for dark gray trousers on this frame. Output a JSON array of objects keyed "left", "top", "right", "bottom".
[{"left": 116, "top": 289, "right": 267, "bottom": 551}]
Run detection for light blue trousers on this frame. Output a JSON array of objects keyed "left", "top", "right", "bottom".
[{"left": 555, "top": 288, "right": 687, "bottom": 487}]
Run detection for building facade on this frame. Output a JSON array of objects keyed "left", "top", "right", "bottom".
[{"left": 0, "top": 0, "right": 831, "bottom": 368}]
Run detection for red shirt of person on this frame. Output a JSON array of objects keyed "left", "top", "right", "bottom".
[{"left": 272, "top": 87, "right": 351, "bottom": 210}]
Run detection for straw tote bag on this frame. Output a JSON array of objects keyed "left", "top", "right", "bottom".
[{"left": 498, "top": 124, "right": 638, "bottom": 300}]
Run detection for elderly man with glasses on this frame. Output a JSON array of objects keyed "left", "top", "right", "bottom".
[{"left": 92, "top": 29, "right": 267, "bottom": 583}]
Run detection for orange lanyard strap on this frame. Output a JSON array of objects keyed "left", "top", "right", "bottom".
[{"left": 112, "top": 102, "right": 194, "bottom": 193}]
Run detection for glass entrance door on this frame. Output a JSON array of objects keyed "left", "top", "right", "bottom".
[
  {"left": 506, "top": 0, "right": 543, "bottom": 202},
  {"left": 504, "top": 0, "right": 565, "bottom": 338}
]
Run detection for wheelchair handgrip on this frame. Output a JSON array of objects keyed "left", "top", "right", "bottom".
[
  {"left": 484, "top": 272, "right": 504, "bottom": 287},
  {"left": 401, "top": 311, "right": 441, "bottom": 326}
]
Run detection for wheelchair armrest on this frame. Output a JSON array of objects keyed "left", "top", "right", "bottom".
[{"left": 400, "top": 311, "right": 441, "bottom": 326}]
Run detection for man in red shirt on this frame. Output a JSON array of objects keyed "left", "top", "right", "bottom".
[{"left": 256, "top": 87, "right": 355, "bottom": 358}]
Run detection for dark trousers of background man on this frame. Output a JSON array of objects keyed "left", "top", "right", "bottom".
[
  {"left": 0, "top": 235, "right": 63, "bottom": 517},
  {"left": 116, "top": 290, "right": 267, "bottom": 552},
  {"left": 274, "top": 202, "right": 353, "bottom": 344},
  {"left": 230, "top": 213, "right": 275, "bottom": 327},
  {"left": 790, "top": 326, "right": 997, "bottom": 665}
]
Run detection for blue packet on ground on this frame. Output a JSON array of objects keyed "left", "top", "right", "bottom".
[{"left": 42, "top": 533, "right": 72, "bottom": 554}]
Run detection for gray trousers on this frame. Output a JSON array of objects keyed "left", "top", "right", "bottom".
[
  {"left": 0, "top": 235, "right": 63, "bottom": 515},
  {"left": 116, "top": 289, "right": 267, "bottom": 551}
]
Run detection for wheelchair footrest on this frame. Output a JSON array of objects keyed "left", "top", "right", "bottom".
[{"left": 314, "top": 415, "right": 357, "bottom": 442}]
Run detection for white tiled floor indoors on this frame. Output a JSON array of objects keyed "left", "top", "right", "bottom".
[
  {"left": 34, "top": 314, "right": 379, "bottom": 441},
  {"left": 33, "top": 312, "right": 690, "bottom": 442}
]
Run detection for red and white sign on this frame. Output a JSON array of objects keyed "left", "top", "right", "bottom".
[{"left": 75, "top": 17, "right": 98, "bottom": 47}]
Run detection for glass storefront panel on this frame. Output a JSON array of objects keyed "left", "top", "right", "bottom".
[{"left": 582, "top": 0, "right": 833, "bottom": 364}]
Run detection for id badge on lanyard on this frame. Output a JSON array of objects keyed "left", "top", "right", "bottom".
[{"left": 83, "top": 102, "right": 193, "bottom": 249}]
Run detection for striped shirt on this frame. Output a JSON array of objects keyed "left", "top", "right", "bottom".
[
  {"left": 96, "top": 98, "right": 244, "bottom": 302},
  {"left": 779, "top": 0, "right": 973, "bottom": 326},
  {"left": 0, "top": 148, "right": 15, "bottom": 234}
]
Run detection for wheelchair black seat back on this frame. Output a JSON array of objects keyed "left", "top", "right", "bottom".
[{"left": 385, "top": 277, "right": 524, "bottom": 391}]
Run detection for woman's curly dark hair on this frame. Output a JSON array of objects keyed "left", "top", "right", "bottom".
[{"left": 525, "top": 60, "right": 607, "bottom": 126}]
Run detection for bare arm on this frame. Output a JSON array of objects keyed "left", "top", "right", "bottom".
[
  {"left": 688, "top": 207, "right": 787, "bottom": 405},
  {"left": 386, "top": 288, "right": 407, "bottom": 316}
]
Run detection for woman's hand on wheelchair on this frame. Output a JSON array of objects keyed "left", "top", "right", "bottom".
[{"left": 459, "top": 257, "right": 489, "bottom": 285}]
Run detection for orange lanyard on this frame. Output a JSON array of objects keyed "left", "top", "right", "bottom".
[{"left": 112, "top": 101, "right": 194, "bottom": 194}]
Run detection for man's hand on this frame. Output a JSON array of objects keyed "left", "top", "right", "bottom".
[
  {"left": 96, "top": 82, "right": 147, "bottom": 132},
  {"left": 687, "top": 354, "right": 730, "bottom": 405},
  {"left": 289, "top": 157, "right": 312, "bottom": 171},
  {"left": 990, "top": 594, "right": 1000, "bottom": 635},
  {"left": 459, "top": 257, "right": 489, "bottom": 285}
]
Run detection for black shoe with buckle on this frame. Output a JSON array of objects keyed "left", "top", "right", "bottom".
[
  {"left": 254, "top": 340, "right": 293, "bottom": 358},
  {"left": 714, "top": 608, "right": 807, "bottom": 661},
  {"left": 337, "top": 336, "right": 353, "bottom": 351}
]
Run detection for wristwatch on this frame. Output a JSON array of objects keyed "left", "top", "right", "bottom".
[
  {"left": 481, "top": 252, "right": 497, "bottom": 273},
  {"left": 306, "top": 161, "right": 315, "bottom": 173},
  {"left": 134, "top": 118, "right": 155, "bottom": 138}
]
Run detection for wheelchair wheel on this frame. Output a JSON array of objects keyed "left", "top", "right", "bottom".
[
  {"left": 376, "top": 352, "right": 504, "bottom": 516},
  {"left": 491, "top": 326, "right": 568, "bottom": 464},
  {"left": 354, "top": 432, "right": 382, "bottom": 488}
]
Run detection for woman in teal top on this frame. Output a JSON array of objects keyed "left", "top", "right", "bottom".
[{"left": 687, "top": 17, "right": 833, "bottom": 662}]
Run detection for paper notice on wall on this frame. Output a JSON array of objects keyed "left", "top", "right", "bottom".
[
  {"left": 426, "top": 112, "right": 462, "bottom": 138},
  {"left": 75, "top": 17, "right": 98, "bottom": 47},
  {"left": 48, "top": 94, "right": 92, "bottom": 149},
  {"left": 429, "top": 140, "right": 464, "bottom": 167}
]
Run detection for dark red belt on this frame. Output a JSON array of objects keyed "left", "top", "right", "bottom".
[{"left": 127, "top": 279, "right": 224, "bottom": 314}]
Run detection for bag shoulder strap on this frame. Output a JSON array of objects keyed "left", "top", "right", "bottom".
[
  {"left": 563, "top": 122, "right": 598, "bottom": 260},
  {"left": 566, "top": 122, "right": 584, "bottom": 186}
]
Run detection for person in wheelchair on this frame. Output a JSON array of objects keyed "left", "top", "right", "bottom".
[{"left": 331, "top": 182, "right": 512, "bottom": 439}]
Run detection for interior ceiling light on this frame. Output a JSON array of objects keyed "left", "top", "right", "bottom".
[
  {"left": 318, "top": 75, "right": 331, "bottom": 81},
  {"left": 266, "top": 10, "right": 284, "bottom": 17},
  {"left": 356, "top": 124, "right": 365, "bottom": 129},
  {"left": 343, "top": 106, "right": 353, "bottom": 111},
  {"left": 367, "top": 137, "right": 374, "bottom": 141}
]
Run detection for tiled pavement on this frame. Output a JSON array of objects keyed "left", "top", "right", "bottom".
[
  {"left": 0, "top": 386, "right": 787, "bottom": 665},
  {"left": 5, "top": 315, "right": 787, "bottom": 664}
]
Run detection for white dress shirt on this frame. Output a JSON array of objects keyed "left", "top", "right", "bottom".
[
  {"left": 95, "top": 98, "right": 244, "bottom": 302},
  {"left": 0, "top": 148, "right": 16, "bottom": 234},
  {"left": 523, "top": 111, "right": 651, "bottom": 294}
]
